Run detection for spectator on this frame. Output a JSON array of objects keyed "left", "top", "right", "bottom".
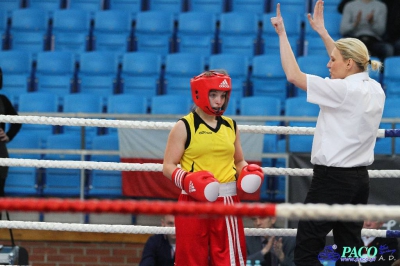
[
  {"left": 383, "top": 0, "right": 400, "bottom": 55},
  {"left": 340, "top": 0, "right": 394, "bottom": 61},
  {"left": 246, "top": 216, "right": 295, "bottom": 266},
  {"left": 139, "top": 215, "right": 176, "bottom": 266},
  {"left": 0, "top": 67, "right": 21, "bottom": 201},
  {"left": 362, "top": 220, "right": 399, "bottom": 265}
]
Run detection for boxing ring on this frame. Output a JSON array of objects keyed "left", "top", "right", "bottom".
[{"left": 0, "top": 114, "right": 399, "bottom": 239}]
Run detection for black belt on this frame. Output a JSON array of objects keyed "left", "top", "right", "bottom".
[{"left": 314, "top": 164, "right": 367, "bottom": 172}]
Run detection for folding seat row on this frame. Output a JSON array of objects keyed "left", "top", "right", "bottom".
[
  {"left": 0, "top": 8, "right": 309, "bottom": 59},
  {"left": 5, "top": 131, "right": 123, "bottom": 198}
]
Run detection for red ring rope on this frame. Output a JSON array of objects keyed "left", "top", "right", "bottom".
[{"left": 0, "top": 198, "right": 277, "bottom": 217}]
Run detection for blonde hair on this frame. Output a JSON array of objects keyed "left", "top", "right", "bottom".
[{"left": 334, "top": 38, "right": 382, "bottom": 72}]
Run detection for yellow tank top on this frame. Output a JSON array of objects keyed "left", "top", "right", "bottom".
[{"left": 180, "top": 111, "right": 237, "bottom": 183}]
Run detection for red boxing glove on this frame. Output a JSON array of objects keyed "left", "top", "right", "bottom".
[
  {"left": 172, "top": 168, "right": 220, "bottom": 202},
  {"left": 237, "top": 164, "right": 264, "bottom": 194}
]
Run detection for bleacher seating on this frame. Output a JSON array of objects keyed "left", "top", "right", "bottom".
[
  {"left": 134, "top": 10, "right": 175, "bottom": 57},
  {"left": 163, "top": 52, "right": 206, "bottom": 95},
  {"left": 51, "top": 9, "right": 92, "bottom": 54},
  {"left": 17, "top": 92, "right": 59, "bottom": 143},
  {"left": 230, "top": 0, "right": 268, "bottom": 16},
  {"left": 176, "top": 11, "right": 217, "bottom": 57},
  {"left": 150, "top": 94, "right": 193, "bottom": 114},
  {"left": 187, "top": 0, "right": 227, "bottom": 14},
  {"left": 66, "top": 0, "right": 104, "bottom": 17},
  {"left": 92, "top": 10, "right": 133, "bottom": 53},
  {"left": 87, "top": 133, "right": 122, "bottom": 198},
  {"left": 120, "top": 51, "right": 162, "bottom": 100},
  {"left": 107, "top": 0, "right": 142, "bottom": 19},
  {"left": 42, "top": 133, "right": 83, "bottom": 197},
  {"left": 218, "top": 12, "right": 259, "bottom": 58},
  {"left": 25, "top": 0, "right": 64, "bottom": 16},
  {"left": 9, "top": 8, "right": 50, "bottom": 55},
  {"left": 76, "top": 51, "right": 120, "bottom": 104},
  {"left": 61, "top": 93, "right": 104, "bottom": 148},
  {"left": 0, "top": 10, "right": 8, "bottom": 50},
  {"left": 250, "top": 54, "right": 289, "bottom": 104},
  {"left": 0, "top": 0, "right": 22, "bottom": 16},
  {"left": 147, "top": 0, "right": 185, "bottom": 16},
  {"left": 5, "top": 131, "right": 43, "bottom": 196},
  {"left": 383, "top": 56, "right": 400, "bottom": 98},
  {"left": 34, "top": 51, "right": 76, "bottom": 100},
  {"left": 0, "top": 51, "right": 33, "bottom": 104}
]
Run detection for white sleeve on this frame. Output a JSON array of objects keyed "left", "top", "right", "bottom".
[{"left": 306, "top": 74, "right": 348, "bottom": 108}]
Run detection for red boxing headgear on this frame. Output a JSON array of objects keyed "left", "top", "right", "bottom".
[{"left": 190, "top": 71, "right": 232, "bottom": 116}]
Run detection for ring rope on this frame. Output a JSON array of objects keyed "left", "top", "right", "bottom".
[
  {"left": 0, "top": 221, "right": 397, "bottom": 238},
  {"left": 0, "top": 158, "right": 399, "bottom": 178},
  {"left": 2, "top": 198, "right": 400, "bottom": 221},
  {"left": 1, "top": 115, "right": 400, "bottom": 137}
]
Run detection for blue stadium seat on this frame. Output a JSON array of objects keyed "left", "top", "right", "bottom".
[
  {"left": 260, "top": 12, "right": 301, "bottom": 56},
  {"left": 107, "top": 94, "right": 148, "bottom": 115},
  {"left": 187, "top": 0, "right": 226, "bottom": 14},
  {"left": 87, "top": 133, "right": 122, "bottom": 198},
  {"left": 92, "top": 10, "right": 133, "bottom": 53},
  {"left": 270, "top": 0, "right": 308, "bottom": 15},
  {"left": 61, "top": 93, "right": 104, "bottom": 148},
  {"left": 383, "top": 56, "right": 400, "bottom": 98},
  {"left": 120, "top": 51, "right": 162, "bottom": 100},
  {"left": 0, "top": 10, "right": 9, "bottom": 50},
  {"left": 51, "top": 9, "right": 91, "bottom": 54},
  {"left": 9, "top": 9, "right": 50, "bottom": 55},
  {"left": 296, "top": 55, "right": 330, "bottom": 97},
  {"left": 67, "top": 0, "right": 104, "bottom": 17},
  {"left": 5, "top": 131, "right": 43, "bottom": 196},
  {"left": 17, "top": 92, "right": 59, "bottom": 142},
  {"left": 239, "top": 96, "right": 281, "bottom": 117},
  {"left": 34, "top": 51, "right": 76, "bottom": 100},
  {"left": 25, "top": 0, "right": 64, "bottom": 16},
  {"left": 218, "top": 12, "right": 259, "bottom": 58},
  {"left": 375, "top": 98, "right": 400, "bottom": 155},
  {"left": 176, "top": 11, "right": 217, "bottom": 57},
  {"left": 250, "top": 54, "right": 289, "bottom": 105},
  {"left": 285, "top": 97, "right": 320, "bottom": 152},
  {"left": 230, "top": 0, "right": 268, "bottom": 17},
  {"left": 0, "top": 0, "right": 21, "bottom": 16},
  {"left": 0, "top": 51, "right": 33, "bottom": 104},
  {"left": 304, "top": 12, "right": 342, "bottom": 56},
  {"left": 163, "top": 52, "right": 206, "bottom": 95},
  {"left": 209, "top": 54, "right": 250, "bottom": 104},
  {"left": 150, "top": 95, "right": 193, "bottom": 114},
  {"left": 42, "top": 133, "right": 83, "bottom": 197},
  {"left": 77, "top": 51, "right": 120, "bottom": 102},
  {"left": 147, "top": 0, "right": 185, "bottom": 16},
  {"left": 106, "top": 94, "right": 148, "bottom": 134},
  {"left": 107, "top": 0, "right": 142, "bottom": 19},
  {"left": 311, "top": 0, "right": 341, "bottom": 13},
  {"left": 134, "top": 10, "right": 175, "bottom": 57}
]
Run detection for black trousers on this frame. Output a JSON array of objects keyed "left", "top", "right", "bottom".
[{"left": 294, "top": 165, "right": 370, "bottom": 266}]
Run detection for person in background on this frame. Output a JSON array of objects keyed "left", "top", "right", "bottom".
[
  {"left": 383, "top": 0, "right": 400, "bottom": 55},
  {"left": 139, "top": 214, "right": 176, "bottom": 266},
  {"left": 361, "top": 220, "right": 399, "bottom": 265},
  {"left": 339, "top": 0, "right": 393, "bottom": 61},
  {"left": 0, "top": 67, "right": 22, "bottom": 199},
  {"left": 270, "top": 0, "right": 385, "bottom": 265},
  {"left": 246, "top": 216, "right": 295, "bottom": 266}
]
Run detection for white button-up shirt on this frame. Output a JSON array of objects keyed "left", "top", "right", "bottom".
[{"left": 307, "top": 72, "right": 385, "bottom": 167}]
